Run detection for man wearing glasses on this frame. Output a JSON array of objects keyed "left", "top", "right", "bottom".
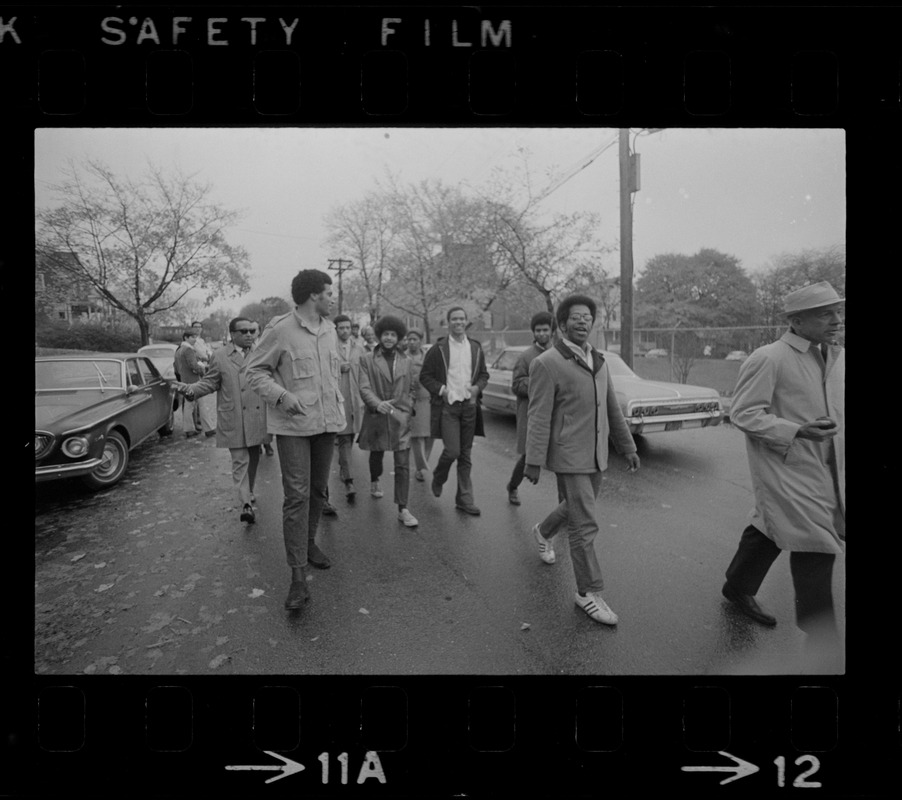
[
  {"left": 177, "top": 317, "right": 268, "bottom": 525},
  {"left": 524, "top": 295, "right": 640, "bottom": 626}
]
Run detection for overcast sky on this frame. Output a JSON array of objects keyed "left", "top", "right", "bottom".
[{"left": 34, "top": 127, "right": 845, "bottom": 314}]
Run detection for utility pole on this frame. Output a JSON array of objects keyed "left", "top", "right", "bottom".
[
  {"left": 619, "top": 128, "right": 636, "bottom": 368},
  {"left": 327, "top": 258, "right": 354, "bottom": 314}
]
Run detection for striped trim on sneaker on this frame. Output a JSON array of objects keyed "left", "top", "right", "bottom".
[
  {"left": 575, "top": 592, "right": 618, "bottom": 625},
  {"left": 533, "top": 523, "right": 555, "bottom": 564}
]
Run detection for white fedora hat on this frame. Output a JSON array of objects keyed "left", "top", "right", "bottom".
[{"left": 782, "top": 281, "right": 844, "bottom": 316}]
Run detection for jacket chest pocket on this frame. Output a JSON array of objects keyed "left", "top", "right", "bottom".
[
  {"left": 290, "top": 355, "right": 319, "bottom": 406},
  {"left": 329, "top": 352, "right": 341, "bottom": 380}
]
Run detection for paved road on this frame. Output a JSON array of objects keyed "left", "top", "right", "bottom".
[{"left": 35, "top": 412, "right": 844, "bottom": 676}]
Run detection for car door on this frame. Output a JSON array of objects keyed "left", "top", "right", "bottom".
[
  {"left": 125, "top": 357, "right": 159, "bottom": 440},
  {"left": 138, "top": 357, "right": 171, "bottom": 423}
]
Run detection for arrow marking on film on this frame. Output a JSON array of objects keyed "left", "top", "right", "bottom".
[
  {"left": 225, "top": 751, "right": 305, "bottom": 784},
  {"left": 681, "top": 751, "right": 760, "bottom": 785}
]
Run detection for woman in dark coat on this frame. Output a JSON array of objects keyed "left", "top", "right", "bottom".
[{"left": 358, "top": 316, "right": 419, "bottom": 528}]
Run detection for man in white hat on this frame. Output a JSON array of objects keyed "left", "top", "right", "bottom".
[{"left": 722, "top": 281, "right": 844, "bottom": 649}]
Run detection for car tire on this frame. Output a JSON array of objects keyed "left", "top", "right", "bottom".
[
  {"left": 81, "top": 430, "right": 129, "bottom": 490},
  {"left": 159, "top": 403, "right": 176, "bottom": 437}
]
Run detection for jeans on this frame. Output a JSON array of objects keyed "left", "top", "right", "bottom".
[
  {"left": 229, "top": 445, "right": 260, "bottom": 506},
  {"left": 276, "top": 432, "right": 336, "bottom": 568},
  {"left": 410, "top": 436, "right": 434, "bottom": 472},
  {"left": 432, "top": 401, "right": 477, "bottom": 506},
  {"left": 368, "top": 448, "right": 411, "bottom": 508},
  {"left": 537, "top": 472, "right": 604, "bottom": 595},
  {"left": 725, "top": 524, "right": 837, "bottom": 634}
]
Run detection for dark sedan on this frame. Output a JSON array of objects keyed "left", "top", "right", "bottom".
[{"left": 35, "top": 354, "right": 176, "bottom": 490}]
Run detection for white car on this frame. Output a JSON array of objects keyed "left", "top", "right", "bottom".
[
  {"left": 137, "top": 343, "right": 178, "bottom": 380},
  {"left": 482, "top": 346, "right": 724, "bottom": 435},
  {"left": 644, "top": 348, "right": 669, "bottom": 359},
  {"left": 725, "top": 350, "right": 749, "bottom": 361}
]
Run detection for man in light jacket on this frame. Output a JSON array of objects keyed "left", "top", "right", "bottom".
[
  {"left": 245, "top": 269, "right": 346, "bottom": 611},
  {"left": 723, "top": 281, "right": 845, "bottom": 646},
  {"left": 525, "top": 294, "right": 640, "bottom": 626},
  {"left": 179, "top": 317, "right": 268, "bottom": 524}
]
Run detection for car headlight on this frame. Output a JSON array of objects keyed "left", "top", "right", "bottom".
[{"left": 61, "top": 436, "right": 90, "bottom": 458}]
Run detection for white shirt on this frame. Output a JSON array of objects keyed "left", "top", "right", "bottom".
[
  {"left": 445, "top": 335, "right": 472, "bottom": 403},
  {"left": 562, "top": 337, "right": 593, "bottom": 371}
]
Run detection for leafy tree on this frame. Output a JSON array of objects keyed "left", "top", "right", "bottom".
[
  {"left": 238, "top": 296, "right": 292, "bottom": 329},
  {"left": 35, "top": 160, "right": 251, "bottom": 346},
  {"left": 635, "top": 248, "right": 757, "bottom": 382},
  {"left": 755, "top": 244, "right": 845, "bottom": 328}
]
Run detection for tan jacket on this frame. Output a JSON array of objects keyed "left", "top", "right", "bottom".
[
  {"left": 189, "top": 344, "right": 267, "bottom": 449},
  {"left": 245, "top": 310, "right": 345, "bottom": 437},
  {"left": 526, "top": 340, "right": 636, "bottom": 473},
  {"left": 731, "top": 331, "right": 845, "bottom": 554}
]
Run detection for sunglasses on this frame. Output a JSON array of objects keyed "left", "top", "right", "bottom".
[{"left": 234, "top": 328, "right": 256, "bottom": 334}]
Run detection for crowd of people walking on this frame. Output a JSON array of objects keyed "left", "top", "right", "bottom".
[{"left": 172, "top": 269, "right": 844, "bottom": 657}]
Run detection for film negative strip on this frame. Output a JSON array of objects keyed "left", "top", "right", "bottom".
[{"left": 12, "top": 3, "right": 900, "bottom": 798}]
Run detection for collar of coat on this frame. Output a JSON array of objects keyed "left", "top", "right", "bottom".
[
  {"left": 781, "top": 330, "right": 839, "bottom": 354},
  {"left": 371, "top": 347, "right": 407, "bottom": 382},
  {"left": 553, "top": 338, "right": 605, "bottom": 375}
]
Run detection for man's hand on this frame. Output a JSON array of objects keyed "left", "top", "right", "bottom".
[
  {"left": 524, "top": 464, "right": 541, "bottom": 485},
  {"left": 280, "top": 392, "right": 304, "bottom": 417},
  {"left": 797, "top": 417, "right": 839, "bottom": 441},
  {"left": 376, "top": 400, "right": 396, "bottom": 415},
  {"left": 340, "top": 362, "right": 350, "bottom": 373},
  {"left": 468, "top": 384, "right": 481, "bottom": 400},
  {"left": 624, "top": 452, "right": 640, "bottom": 473}
]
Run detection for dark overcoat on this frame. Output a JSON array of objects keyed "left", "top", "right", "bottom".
[{"left": 357, "top": 348, "right": 415, "bottom": 452}]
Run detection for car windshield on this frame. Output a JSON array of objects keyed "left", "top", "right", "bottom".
[
  {"left": 494, "top": 350, "right": 524, "bottom": 370},
  {"left": 35, "top": 360, "right": 123, "bottom": 390},
  {"left": 139, "top": 347, "right": 175, "bottom": 358}
]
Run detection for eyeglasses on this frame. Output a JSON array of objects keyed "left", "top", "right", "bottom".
[
  {"left": 567, "top": 314, "right": 594, "bottom": 323},
  {"left": 234, "top": 328, "right": 255, "bottom": 334}
]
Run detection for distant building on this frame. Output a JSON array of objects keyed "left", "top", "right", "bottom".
[{"left": 35, "top": 251, "right": 112, "bottom": 323}]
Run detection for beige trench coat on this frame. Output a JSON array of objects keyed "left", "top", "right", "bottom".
[
  {"left": 189, "top": 344, "right": 268, "bottom": 449},
  {"left": 337, "top": 339, "right": 366, "bottom": 435},
  {"left": 357, "top": 348, "right": 415, "bottom": 452},
  {"left": 730, "top": 331, "right": 845, "bottom": 555}
]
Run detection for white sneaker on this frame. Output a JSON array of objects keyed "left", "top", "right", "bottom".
[
  {"left": 398, "top": 508, "right": 419, "bottom": 527},
  {"left": 533, "top": 523, "right": 555, "bottom": 564},
  {"left": 371, "top": 482, "right": 384, "bottom": 498},
  {"left": 575, "top": 592, "right": 618, "bottom": 625}
]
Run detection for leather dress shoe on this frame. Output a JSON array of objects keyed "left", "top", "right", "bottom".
[
  {"left": 284, "top": 579, "right": 309, "bottom": 610},
  {"left": 431, "top": 478, "right": 443, "bottom": 498},
  {"left": 508, "top": 488, "right": 521, "bottom": 506},
  {"left": 722, "top": 582, "right": 777, "bottom": 627},
  {"left": 264, "top": 443, "right": 274, "bottom": 456},
  {"left": 307, "top": 543, "right": 332, "bottom": 569},
  {"left": 321, "top": 501, "right": 337, "bottom": 517},
  {"left": 455, "top": 503, "right": 482, "bottom": 516},
  {"left": 239, "top": 504, "right": 256, "bottom": 524}
]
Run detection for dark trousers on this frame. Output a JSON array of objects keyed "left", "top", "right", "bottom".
[
  {"left": 276, "top": 432, "right": 335, "bottom": 569},
  {"left": 507, "top": 454, "right": 526, "bottom": 492},
  {"left": 725, "top": 525, "right": 836, "bottom": 634},
  {"left": 433, "top": 401, "right": 477, "bottom": 506},
  {"left": 368, "top": 449, "right": 410, "bottom": 508}
]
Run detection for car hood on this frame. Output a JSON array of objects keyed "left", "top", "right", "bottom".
[
  {"left": 612, "top": 376, "right": 719, "bottom": 401},
  {"left": 36, "top": 390, "right": 127, "bottom": 432}
]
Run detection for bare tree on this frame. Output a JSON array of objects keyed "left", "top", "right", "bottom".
[
  {"left": 324, "top": 190, "right": 397, "bottom": 323},
  {"left": 35, "top": 159, "right": 250, "bottom": 346}
]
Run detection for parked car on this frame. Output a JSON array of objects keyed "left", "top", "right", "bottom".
[
  {"left": 137, "top": 343, "right": 178, "bottom": 379},
  {"left": 644, "top": 348, "right": 669, "bottom": 359},
  {"left": 482, "top": 346, "right": 724, "bottom": 435},
  {"left": 724, "top": 350, "right": 749, "bottom": 361},
  {"left": 35, "top": 354, "right": 176, "bottom": 490}
]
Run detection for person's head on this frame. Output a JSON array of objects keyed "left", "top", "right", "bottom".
[
  {"left": 405, "top": 329, "right": 424, "bottom": 353},
  {"left": 229, "top": 317, "right": 256, "bottom": 349},
  {"left": 190, "top": 321, "right": 204, "bottom": 335},
  {"left": 291, "top": 269, "right": 334, "bottom": 317},
  {"left": 530, "top": 311, "right": 554, "bottom": 347},
  {"left": 363, "top": 326, "right": 377, "bottom": 344},
  {"left": 446, "top": 306, "right": 468, "bottom": 339},
  {"left": 374, "top": 315, "right": 407, "bottom": 352},
  {"left": 351, "top": 322, "right": 361, "bottom": 337},
  {"left": 556, "top": 294, "right": 597, "bottom": 348},
  {"left": 333, "top": 313, "right": 352, "bottom": 342},
  {"left": 182, "top": 329, "right": 198, "bottom": 345},
  {"left": 783, "top": 281, "right": 845, "bottom": 345}
]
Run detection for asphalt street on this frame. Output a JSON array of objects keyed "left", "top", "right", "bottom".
[{"left": 34, "top": 411, "right": 845, "bottom": 676}]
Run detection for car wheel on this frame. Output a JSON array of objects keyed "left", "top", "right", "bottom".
[
  {"left": 81, "top": 431, "right": 129, "bottom": 490},
  {"left": 159, "top": 403, "right": 176, "bottom": 437}
]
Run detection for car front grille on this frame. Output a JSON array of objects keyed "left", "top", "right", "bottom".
[
  {"left": 631, "top": 401, "right": 721, "bottom": 417},
  {"left": 35, "top": 433, "right": 54, "bottom": 458}
]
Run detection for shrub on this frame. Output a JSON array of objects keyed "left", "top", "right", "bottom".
[{"left": 35, "top": 319, "right": 142, "bottom": 352}]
